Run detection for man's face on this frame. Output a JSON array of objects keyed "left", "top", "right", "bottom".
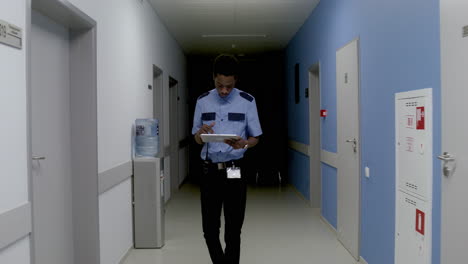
[{"left": 214, "top": 74, "right": 236, "bottom": 98}]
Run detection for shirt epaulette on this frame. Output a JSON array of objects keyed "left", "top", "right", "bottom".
[
  {"left": 197, "top": 91, "right": 210, "bottom": 100},
  {"left": 239, "top": 92, "right": 253, "bottom": 102}
]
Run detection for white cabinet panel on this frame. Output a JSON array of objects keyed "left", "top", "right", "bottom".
[
  {"left": 395, "top": 191, "right": 431, "bottom": 264},
  {"left": 396, "top": 91, "right": 432, "bottom": 201}
]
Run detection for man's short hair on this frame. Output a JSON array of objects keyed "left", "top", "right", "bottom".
[{"left": 213, "top": 54, "right": 239, "bottom": 77}]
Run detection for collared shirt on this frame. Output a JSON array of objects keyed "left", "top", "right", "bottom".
[{"left": 192, "top": 88, "right": 262, "bottom": 162}]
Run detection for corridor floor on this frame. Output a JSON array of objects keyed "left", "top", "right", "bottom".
[{"left": 122, "top": 183, "right": 358, "bottom": 264}]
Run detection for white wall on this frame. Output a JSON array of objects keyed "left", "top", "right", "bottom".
[
  {"left": 0, "top": 0, "right": 28, "bottom": 218},
  {"left": 65, "top": 0, "right": 187, "bottom": 263},
  {"left": 99, "top": 179, "right": 133, "bottom": 264},
  {"left": 0, "top": 0, "right": 31, "bottom": 263},
  {"left": 67, "top": 0, "right": 186, "bottom": 172},
  {"left": 0, "top": 238, "right": 30, "bottom": 264}
]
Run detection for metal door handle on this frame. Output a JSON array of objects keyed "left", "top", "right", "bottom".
[
  {"left": 345, "top": 138, "right": 357, "bottom": 153},
  {"left": 437, "top": 152, "right": 455, "bottom": 162},
  {"left": 32, "top": 156, "right": 46, "bottom": 160},
  {"left": 438, "top": 152, "right": 456, "bottom": 177}
]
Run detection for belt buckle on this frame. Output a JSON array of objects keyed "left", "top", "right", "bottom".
[{"left": 217, "top": 163, "right": 226, "bottom": 170}]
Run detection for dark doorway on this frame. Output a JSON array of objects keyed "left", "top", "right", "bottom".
[{"left": 187, "top": 52, "right": 287, "bottom": 185}]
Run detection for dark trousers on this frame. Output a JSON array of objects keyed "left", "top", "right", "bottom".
[{"left": 200, "top": 160, "right": 247, "bottom": 264}]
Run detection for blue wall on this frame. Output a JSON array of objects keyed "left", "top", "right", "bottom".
[
  {"left": 287, "top": 149, "right": 310, "bottom": 200},
  {"left": 321, "top": 163, "right": 337, "bottom": 229},
  {"left": 285, "top": 0, "right": 441, "bottom": 263}
]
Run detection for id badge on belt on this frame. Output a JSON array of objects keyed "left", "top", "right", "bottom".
[{"left": 226, "top": 164, "right": 241, "bottom": 179}]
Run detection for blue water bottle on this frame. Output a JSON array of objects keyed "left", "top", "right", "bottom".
[{"left": 135, "top": 119, "right": 159, "bottom": 157}]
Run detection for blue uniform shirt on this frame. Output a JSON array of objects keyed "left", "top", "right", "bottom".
[{"left": 192, "top": 88, "right": 262, "bottom": 162}]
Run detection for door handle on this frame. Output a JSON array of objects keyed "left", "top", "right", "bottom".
[
  {"left": 438, "top": 152, "right": 456, "bottom": 177},
  {"left": 345, "top": 138, "right": 357, "bottom": 153},
  {"left": 437, "top": 152, "right": 455, "bottom": 162},
  {"left": 32, "top": 156, "right": 46, "bottom": 160}
]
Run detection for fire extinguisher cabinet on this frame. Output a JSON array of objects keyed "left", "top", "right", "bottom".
[{"left": 395, "top": 89, "right": 433, "bottom": 264}]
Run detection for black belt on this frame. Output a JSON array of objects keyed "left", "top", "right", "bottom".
[{"left": 204, "top": 159, "right": 243, "bottom": 170}]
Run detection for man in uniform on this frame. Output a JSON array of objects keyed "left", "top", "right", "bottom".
[{"left": 192, "top": 54, "right": 262, "bottom": 264}]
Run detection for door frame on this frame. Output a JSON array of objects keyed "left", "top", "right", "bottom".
[
  {"left": 336, "top": 38, "right": 361, "bottom": 261},
  {"left": 27, "top": 1, "right": 98, "bottom": 263},
  {"left": 308, "top": 63, "right": 321, "bottom": 208},
  {"left": 152, "top": 65, "right": 163, "bottom": 157},
  {"left": 169, "top": 76, "right": 179, "bottom": 192}
]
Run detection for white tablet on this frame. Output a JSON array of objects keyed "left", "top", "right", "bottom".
[{"left": 200, "top": 134, "right": 241, "bottom": 143}]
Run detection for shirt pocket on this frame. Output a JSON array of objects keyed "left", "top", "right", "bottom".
[
  {"left": 201, "top": 112, "right": 216, "bottom": 122},
  {"left": 228, "top": 113, "right": 245, "bottom": 122}
]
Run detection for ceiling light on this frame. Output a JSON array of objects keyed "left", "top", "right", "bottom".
[{"left": 201, "top": 34, "right": 267, "bottom": 38}]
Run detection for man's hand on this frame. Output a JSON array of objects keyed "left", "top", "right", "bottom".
[
  {"left": 194, "top": 122, "right": 215, "bottom": 144},
  {"left": 224, "top": 138, "right": 247, "bottom": 150},
  {"left": 225, "top": 136, "right": 259, "bottom": 150},
  {"left": 198, "top": 122, "right": 215, "bottom": 135}
]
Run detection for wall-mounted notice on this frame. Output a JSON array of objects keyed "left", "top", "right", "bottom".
[{"left": 0, "top": 19, "right": 22, "bottom": 49}]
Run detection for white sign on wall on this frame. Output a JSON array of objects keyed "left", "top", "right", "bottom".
[{"left": 0, "top": 19, "right": 22, "bottom": 49}]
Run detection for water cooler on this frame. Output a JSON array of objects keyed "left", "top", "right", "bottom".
[{"left": 133, "top": 157, "right": 165, "bottom": 248}]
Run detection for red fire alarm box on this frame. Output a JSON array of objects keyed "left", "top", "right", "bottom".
[{"left": 320, "top": 109, "right": 327, "bottom": 117}]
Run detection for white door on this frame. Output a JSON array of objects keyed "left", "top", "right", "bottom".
[
  {"left": 440, "top": 1, "right": 468, "bottom": 262},
  {"left": 336, "top": 39, "right": 360, "bottom": 260},
  {"left": 31, "top": 10, "right": 74, "bottom": 264}
]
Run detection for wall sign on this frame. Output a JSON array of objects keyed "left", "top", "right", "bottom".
[
  {"left": 0, "top": 19, "right": 22, "bottom": 49},
  {"left": 416, "top": 107, "right": 425, "bottom": 130},
  {"left": 416, "top": 209, "right": 425, "bottom": 235}
]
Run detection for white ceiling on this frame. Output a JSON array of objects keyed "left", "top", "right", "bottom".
[{"left": 148, "top": 0, "right": 320, "bottom": 55}]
